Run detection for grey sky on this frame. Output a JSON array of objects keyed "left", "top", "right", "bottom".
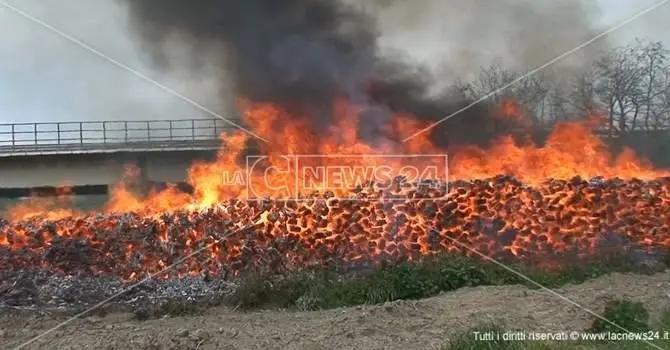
[
  {"left": 0, "top": 0, "right": 668, "bottom": 124},
  {"left": 595, "top": 0, "right": 669, "bottom": 41}
]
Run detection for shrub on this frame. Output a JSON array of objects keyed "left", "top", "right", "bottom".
[
  {"left": 226, "top": 253, "right": 667, "bottom": 311},
  {"left": 588, "top": 299, "right": 650, "bottom": 333}
]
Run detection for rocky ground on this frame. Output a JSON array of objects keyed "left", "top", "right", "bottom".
[{"left": 1, "top": 270, "right": 670, "bottom": 350}]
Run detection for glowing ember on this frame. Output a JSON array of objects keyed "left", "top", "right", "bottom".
[{"left": 1, "top": 176, "right": 669, "bottom": 280}]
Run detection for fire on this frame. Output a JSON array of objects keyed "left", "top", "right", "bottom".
[
  {"left": 449, "top": 120, "right": 661, "bottom": 183},
  {"left": 4, "top": 184, "right": 78, "bottom": 222},
  {"left": 1, "top": 176, "right": 668, "bottom": 279},
  {"left": 0, "top": 98, "right": 669, "bottom": 280}
]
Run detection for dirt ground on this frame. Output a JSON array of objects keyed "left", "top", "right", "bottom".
[{"left": 2, "top": 271, "right": 670, "bottom": 350}]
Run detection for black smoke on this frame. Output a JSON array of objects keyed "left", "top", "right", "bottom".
[{"left": 119, "top": 0, "right": 518, "bottom": 148}]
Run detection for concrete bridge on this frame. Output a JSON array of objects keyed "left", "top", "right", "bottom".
[
  {"left": 0, "top": 119, "right": 233, "bottom": 197},
  {"left": 2, "top": 118, "right": 668, "bottom": 198}
]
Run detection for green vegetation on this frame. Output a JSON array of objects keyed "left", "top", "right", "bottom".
[
  {"left": 589, "top": 300, "right": 650, "bottom": 333},
  {"left": 227, "top": 253, "right": 666, "bottom": 311},
  {"left": 444, "top": 303, "right": 670, "bottom": 350},
  {"left": 130, "top": 253, "right": 667, "bottom": 320}
]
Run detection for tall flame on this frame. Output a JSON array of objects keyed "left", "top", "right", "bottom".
[{"left": 4, "top": 98, "right": 668, "bottom": 221}]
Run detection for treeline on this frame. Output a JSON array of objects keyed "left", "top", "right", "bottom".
[
  {"left": 448, "top": 39, "right": 670, "bottom": 167},
  {"left": 456, "top": 38, "right": 670, "bottom": 135}
]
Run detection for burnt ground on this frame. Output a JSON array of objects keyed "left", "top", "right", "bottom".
[
  {"left": 1, "top": 271, "right": 669, "bottom": 350},
  {"left": 0, "top": 269, "right": 238, "bottom": 317}
]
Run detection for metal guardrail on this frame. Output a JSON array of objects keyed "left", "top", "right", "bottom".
[{"left": 0, "top": 119, "right": 234, "bottom": 156}]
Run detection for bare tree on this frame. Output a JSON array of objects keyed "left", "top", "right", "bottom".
[
  {"left": 593, "top": 45, "right": 641, "bottom": 135},
  {"left": 587, "top": 40, "right": 670, "bottom": 135},
  {"left": 655, "top": 71, "right": 670, "bottom": 129},
  {"left": 455, "top": 38, "right": 670, "bottom": 138},
  {"left": 459, "top": 61, "right": 557, "bottom": 126},
  {"left": 567, "top": 67, "right": 599, "bottom": 117},
  {"left": 637, "top": 41, "right": 670, "bottom": 131}
]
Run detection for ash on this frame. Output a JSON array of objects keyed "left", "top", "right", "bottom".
[{"left": 0, "top": 269, "right": 236, "bottom": 315}]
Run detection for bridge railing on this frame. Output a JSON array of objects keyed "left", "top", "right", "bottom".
[{"left": 0, "top": 119, "right": 233, "bottom": 155}]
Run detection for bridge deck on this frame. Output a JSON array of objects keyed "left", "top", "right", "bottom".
[{"left": 0, "top": 119, "right": 231, "bottom": 157}]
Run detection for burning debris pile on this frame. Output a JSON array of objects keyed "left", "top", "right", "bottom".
[
  {"left": 1, "top": 102, "right": 670, "bottom": 310},
  {"left": 2, "top": 0, "right": 669, "bottom": 311},
  {"left": 2, "top": 175, "right": 669, "bottom": 282},
  {"left": 2, "top": 101, "right": 670, "bottom": 285}
]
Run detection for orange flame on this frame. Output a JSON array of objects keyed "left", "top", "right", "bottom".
[
  {"left": 1, "top": 98, "right": 669, "bottom": 279},
  {"left": 3, "top": 98, "right": 668, "bottom": 219}
]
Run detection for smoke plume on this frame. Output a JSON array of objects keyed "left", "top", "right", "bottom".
[
  {"left": 364, "top": 0, "right": 609, "bottom": 80},
  {"left": 0, "top": 0, "right": 231, "bottom": 124},
  {"left": 119, "top": 0, "right": 607, "bottom": 148}
]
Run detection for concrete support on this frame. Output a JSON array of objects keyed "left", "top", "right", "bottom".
[{"left": 0, "top": 150, "right": 216, "bottom": 194}]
